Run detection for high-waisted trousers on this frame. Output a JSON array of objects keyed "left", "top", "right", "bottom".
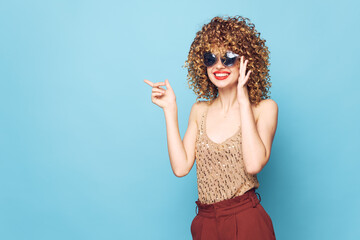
[{"left": 191, "top": 188, "right": 276, "bottom": 240}]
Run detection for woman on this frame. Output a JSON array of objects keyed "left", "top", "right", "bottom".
[{"left": 144, "top": 15, "right": 278, "bottom": 240}]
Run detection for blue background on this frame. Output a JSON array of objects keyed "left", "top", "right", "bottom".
[{"left": 1, "top": 0, "right": 359, "bottom": 239}]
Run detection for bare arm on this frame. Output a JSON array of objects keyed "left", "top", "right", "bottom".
[
  {"left": 239, "top": 98, "right": 278, "bottom": 174},
  {"left": 144, "top": 78, "right": 198, "bottom": 177},
  {"left": 236, "top": 57, "right": 278, "bottom": 175},
  {"left": 164, "top": 102, "right": 199, "bottom": 177}
]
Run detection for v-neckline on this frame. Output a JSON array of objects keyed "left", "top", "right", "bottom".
[{"left": 203, "top": 105, "right": 241, "bottom": 145}]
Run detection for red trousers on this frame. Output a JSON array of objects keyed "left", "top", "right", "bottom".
[{"left": 191, "top": 188, "right": 276, "bottom": 240}]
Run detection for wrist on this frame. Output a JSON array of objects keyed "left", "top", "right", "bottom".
[
  {"left": 164, "top": 103, "right": 177, "bottom": 114},
  {"left": 237, "top": 97, "right": 250, "bottom": 106}
]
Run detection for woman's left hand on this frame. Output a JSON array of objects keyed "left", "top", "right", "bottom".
[{"left": 237, "top": 56, "right": 252, "bottom": 103}]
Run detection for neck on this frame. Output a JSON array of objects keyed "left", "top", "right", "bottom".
[{"left": 213, "top": 85, "right": 239, "bottom": 114}]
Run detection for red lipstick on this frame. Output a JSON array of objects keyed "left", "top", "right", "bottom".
[{"left": 213, "top": 71, "right": 230, "bottom": 80}]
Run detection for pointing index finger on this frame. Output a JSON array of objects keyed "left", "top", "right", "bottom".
[
  {"left": 153, "top": 82, "right": 166, "bottom": 88},
  {"left": 144, "top": 79, "right": 154, "bottom": 87}
]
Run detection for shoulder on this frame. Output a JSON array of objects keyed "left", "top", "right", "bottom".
[
  {"left": 257, "top": 99, "right": 278, "bottom": 112},
  {"left": 190, "top": 100, "right": 210, "bottom": 127},
  {"left": 262, "top": 100, "right": 278, "bottom": 119},
  {"left": 256, "top": 99, "right": 278, "bottom": 128},
  {"left": 252, "top": 99, "right": 278, "bottom": 123}
]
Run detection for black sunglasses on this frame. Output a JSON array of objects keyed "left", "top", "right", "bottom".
[{"left": 203, "top": 51, "right": 240, "bottom": 67}]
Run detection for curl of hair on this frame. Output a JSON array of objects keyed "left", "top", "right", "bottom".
[{"left": 183, "top": 15, "right": 271, "bottom": 106}]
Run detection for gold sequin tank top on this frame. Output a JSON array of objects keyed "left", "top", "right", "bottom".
[{"left": 195, "top": 103, "right": 260, "bottom": 204}]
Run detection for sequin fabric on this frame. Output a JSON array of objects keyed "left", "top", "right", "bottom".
[{"left": 195, "top": 103, "right": 260, "bottom": 204}]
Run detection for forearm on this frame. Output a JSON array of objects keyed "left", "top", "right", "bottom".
[
  {"left": 163, "top": 105, "right": 188, "bottom": 177},
  {"left": 239, "top": 99, "right": 266, "bottom": 174}
]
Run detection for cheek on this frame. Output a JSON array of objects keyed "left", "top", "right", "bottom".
[
  {"left": 207, "top": 69, "right": 217, "bottom": 84},
  {"left": 207, "top": 68, "right": 214, "bottom": 79},
  {"left": 231, "top": 67, "right": 240, "bottom": 78},
  {"left": 233, "top": 63, "right": 240, "bottom": 73}
]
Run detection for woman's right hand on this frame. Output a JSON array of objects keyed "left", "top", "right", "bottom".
[{"left": 144, "top": 79, "right": 177, "bottom": 111}]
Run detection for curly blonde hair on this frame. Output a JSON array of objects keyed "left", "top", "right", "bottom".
[{"left": 184, "top": 15, "right": 271, "bottom": 106}]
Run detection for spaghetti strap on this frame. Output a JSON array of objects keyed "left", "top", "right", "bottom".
[{"left": 201, "top": 103, "right": 210, "bottom": 132}]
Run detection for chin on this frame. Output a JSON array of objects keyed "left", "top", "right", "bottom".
[{"left": 210, "top": 78, "right": 237, "bottom": 89}]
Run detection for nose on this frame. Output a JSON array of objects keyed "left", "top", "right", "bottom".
[{"left": 214, "top": 57, "right": 225, "bottom": 69}]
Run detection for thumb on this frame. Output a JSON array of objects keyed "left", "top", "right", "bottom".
[{"left": 165, "top": 79, "right": 172, "bottom": 89}]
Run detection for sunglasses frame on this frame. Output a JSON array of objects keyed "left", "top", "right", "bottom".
[{"left": 203, "top": 51, "right": 240, "bottom": 67}]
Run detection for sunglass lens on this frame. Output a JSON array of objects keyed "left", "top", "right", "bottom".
[
  {"left": 222, "top": 52, "right": 239, "bottom": 67},
  {"left": 203, "top": 52, "right": 216, "bottom": 67},
  {"left": 223, "top": 57, "right": 237, "bottom": 66}
]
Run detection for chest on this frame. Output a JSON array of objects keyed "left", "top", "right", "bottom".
[{"left": 200, "top": 107, "right": 259, "bottom": 145}]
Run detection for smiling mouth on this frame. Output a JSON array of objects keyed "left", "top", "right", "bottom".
[
  {"left": 214, "top": 72, "right": 230, "bottom": 80},
  {"left": 214, "top": 73, "right": 230, "bottom": 77}
]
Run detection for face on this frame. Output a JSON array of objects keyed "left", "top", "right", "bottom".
[{"left": 205, "top": 48, "right": 240, "bottom": 89}]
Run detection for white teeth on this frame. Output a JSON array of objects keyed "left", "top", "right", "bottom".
[{"left": 215, "top": 73, "right": 229, "bottom": 77}]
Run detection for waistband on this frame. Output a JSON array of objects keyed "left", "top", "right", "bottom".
[{"left": 195, "top": 188, "right": 261, "bottom": 218}]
